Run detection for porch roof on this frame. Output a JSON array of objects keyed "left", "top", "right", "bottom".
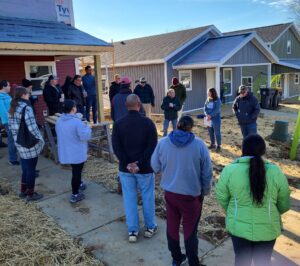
[
  {"left": 279, "top": 59, "right": 300, "bottom": 70},
  {"left": 173, "top": 33, "right": 252, "bottom": 68},
  {"left": 0, "top": 16, "right": 113, "bottom": 56}
]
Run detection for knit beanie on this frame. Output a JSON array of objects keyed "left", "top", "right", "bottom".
[{"left": 172, "top": 77, "right": 179, "bottom": 86}]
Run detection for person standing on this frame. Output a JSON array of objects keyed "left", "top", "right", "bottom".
[
  {"left": 216, "top": 134, "right": 290, "bottom": 266},
  {"left": 56, "top": 100, "right": 91, "bottom": 203},
  {"left": 204, "top": 88, "right": 222, "bottom": 152},
  {"left": 22, "top": 79, "right": 38, "bottom": 114},
  {"left": 232, "top": 85, "right": 260, "bottom": 138},
  {"left": 134, "top": 77, "right": 155, "bottom": 117},
  {"left": 151, "top": 116, "right": 212, "bottom": 266},
  {"left": 68, "top": 75, "right": 87, "bottom": 116},
  {"left": 161, "top": 89, "right": 181, "bottom": 136},
  {"left": 109, "top": 74, "right": 121, "bottom": 105},
  {"left": 61, "top": 76, "right": 72, "bottom": 99},
  {"left": 169, "top": 77, "right": 187, "bottom": 118},
  {"left": 82, "top": 66, "right": 97, "bottom": 124},
  {"left": 112, "top": 94, "right": 158, "bottom": 243},
  {"left": 0, "top": 80, "right": 18, "bottom": 165},
  {"left": 8, "top": 87, "right": 44, "bottom": 201},
  {"left": 43, "top": 75, "right": 63, "bottom": 116}
]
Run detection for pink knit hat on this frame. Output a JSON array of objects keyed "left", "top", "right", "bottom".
[{"left": 121, "top": 76, "right": 131, "bottom": 85}]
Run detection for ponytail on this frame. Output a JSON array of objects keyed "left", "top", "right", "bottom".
[
  {"left": 249, "top": 155, "right": 266, "bottom": 205},
  {"left": 242, "top": 134, "right": 267, "bottom": 205}
]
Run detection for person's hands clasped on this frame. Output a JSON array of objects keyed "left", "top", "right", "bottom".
[{"left": 127, "top": 161, "right": 140, "bottom": 174}]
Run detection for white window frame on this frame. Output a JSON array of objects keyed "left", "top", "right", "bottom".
[
  {"left": 295, "top": 73, "right": 299, "bottom": 85},
  {"left": 241, "top": 76, "right": 253, "bottom": 91},
  {"left": 223, "top": 68, "right": 232, "bottom": 96},
  {"left": 24, "top": 61, "right": 57, "bottom": 90},
  {"left": 179, "top": 70, "right": 192, "bottom": 91},
  {"left": 287, "top": 40, "right": 292, "bottom": 55}
]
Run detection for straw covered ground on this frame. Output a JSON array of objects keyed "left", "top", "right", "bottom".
[
  {"left": 84, "top": 102, "right": 300, "bottom": 246},
  {"left": 0, "top": 180, "right": 103, "bottom": 266}
]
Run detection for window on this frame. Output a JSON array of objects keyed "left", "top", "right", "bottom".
[
  {"left": 287, "top": 40, "right": 292, "bottom": 54},
  {"left": 295, "top": 73, "right": 299, "bottom": 85},
  {"left": 179, "top": 70, "right": 192, "bottom": 91},
  {"left": 223, "top": 68, "right": 232, "bottom": 96},
  {"left": 24, "top": 62, "right": 57, "bottom": 91},
  {"left": 242, "top": 76, "right": 253, "bottom": 91}
]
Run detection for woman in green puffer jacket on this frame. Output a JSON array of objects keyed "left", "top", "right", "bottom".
[{"left": 216, "top": 134, "right": 290, "bottom": 266}]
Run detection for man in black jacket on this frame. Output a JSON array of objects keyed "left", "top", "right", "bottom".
[
  {"left": 134, "top": 77, "right": 155, "bottom": 117},
  {"left": 112, "top": 94, "right": 158, "bottom": 243},
  {"left": 232, "top": 85, "right": 260, "bottom": 138},
  {"left": 109, "top": 74, "right": 121, "bottom": 105}
]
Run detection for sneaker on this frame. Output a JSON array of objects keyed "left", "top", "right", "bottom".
[
  {"left": 128, "top": 231, "right": 139, "bottom": 243},
  {"left": 216, "top": 146, "right": 221, "bottom": 152},
  {"left": 27, "top": 192, "right": 43, "bottom": 202},
  {"left": 0, "top": 142, "right": 7, "bottom": 148},
  {"left": 69, "top": 193, "right": 85, "bottom": 204},
  {"left": 208, "top": 145, "right": 216, "bottom": 150},
  {"left": 19, "top": 192, "right": 27, "bottom": 199},
  {"left": 8, "top": 161, "right": 20, "bottom": 166},
  {"left": 172, "top": 254, "right": 187, "bottom": 266},
  {"left": 79, "top": 182, "right": 87, "bottom": 192},
  {"left": 144, "top": 226, "right": 158, "bottom": 238}
]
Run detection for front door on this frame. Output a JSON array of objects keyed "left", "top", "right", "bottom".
[{"left": 206, "top": 69, "right": 216, "bottom": 90}]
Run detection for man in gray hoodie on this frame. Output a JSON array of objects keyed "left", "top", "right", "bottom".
[{"left": 151, "top": 116, "right": 212, "bottom": 266}]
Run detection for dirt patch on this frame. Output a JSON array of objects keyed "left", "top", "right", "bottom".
[{"left": 0, "top": 180, "right": 103, "bottom": 266}]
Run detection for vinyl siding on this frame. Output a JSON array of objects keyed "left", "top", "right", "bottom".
[
  {"left": 288, "top": 73, "right": 300, "bottom": 96},
  {"left": 106, "top": 64, "right": 165, "bottom": 114},
  {"left": 224, "top": 41, "right": 270, "bottom": 65},
  {"left": 271, "top": 28, "right": 300, "bottom": 59}
]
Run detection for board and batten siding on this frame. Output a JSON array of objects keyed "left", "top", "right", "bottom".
[
  {"left": 224, "top": 41, "right": 270, "bottom": 65},
  {"left": 288, "top": 73, "right": 300, "bottom": 97},
  {"left": 106, "top": 64, "right": 165, "bottom": 114},
  {"left": 271, "top": 28, "right": 300, "bottom": 59}
]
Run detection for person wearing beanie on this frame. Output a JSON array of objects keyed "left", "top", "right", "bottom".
[
  {"left": 43, "top": 75, "right": 63, "bottom": 116},
  {"left": 151, "top": 116, "right": 212, "bottom": 266},
  {"left": 22, "top": 79, "right": 38, "bottom": 114},
  {"left": 133, "top": 77, "right": 155, "bottom": 117},
  {"left": 55, "top": 100, "right": 91, "bottom": 203},
  {"left": 169, "top": 77, "right": 187, "bottom": 118}
]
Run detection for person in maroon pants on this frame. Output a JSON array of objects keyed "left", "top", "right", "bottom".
[{"left": 151, "top": 116, "right": 212, "bottom": 266}]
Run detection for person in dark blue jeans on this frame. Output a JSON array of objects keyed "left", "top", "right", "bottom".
[
  {"left": 233, "top": 85, "right": 260, "bottom": 139},
  {"left": 204, "top": 88, "right": 222, "bottom": 152},
  {"left": 82, "top": 66, "right": 97, "bottom": 124}
]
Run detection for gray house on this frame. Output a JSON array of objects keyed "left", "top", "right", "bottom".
[{"left": 103, "top": 23, "right": 298, "bottom": 114}]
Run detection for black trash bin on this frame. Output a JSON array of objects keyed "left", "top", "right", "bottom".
[
  {"left": 260, "top": 88, "right": 275, "bottom": 109},
  {"left": 272, "top": 90, "right": 281, "bottom": 110}
]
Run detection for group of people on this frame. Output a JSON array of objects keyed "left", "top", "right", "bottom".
[{"left": 0, "top": 73, "right": 291, "bottom": 266}]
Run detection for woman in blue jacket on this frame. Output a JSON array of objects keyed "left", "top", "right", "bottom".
[
  {"left": 204, "top": 88, "right": 222, "bottom": 152},
  {"left": 55, "top": 100, "right": 91, "bottom": 203}
]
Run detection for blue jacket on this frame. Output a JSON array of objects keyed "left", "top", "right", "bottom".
[
  {"left": 151, "top": 130, "right": 213, "bottom": 196},
  {"left": 232, "top": 92, "right": 260, "bottom": 125},
  {"left": 204, "top": 98, "right": 221, "bottom": 121},
  {"left": 0, "top": 92, "right": 12, "bottom": 125},
  {"left": 55, "top": 113, "right": 91, "bottom": 164},
  {"left": 111, "top": 88, "right": 132, "bottom": 122},
  {"left": 82, "top": 74, "right": 96, "bottom": 96}
]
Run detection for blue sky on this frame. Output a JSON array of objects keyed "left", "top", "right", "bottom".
[{"left": 73, "top": 0, "right": 293, "bottom": 42}]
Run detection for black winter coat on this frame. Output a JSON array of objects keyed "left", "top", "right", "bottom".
[
  {"left": 43, "top": 84, "right": 62, "bottom": 115},
  {"left": 134, "top": 84, "right": 155, "bottom": 106},
  {"left": 109, "top": 82, "right": 121, "bottom": 104},
  {"left": 68, "top": 84, "right": 85, "bottom": 107},
  {"left": 161, "top": 96, "right": 181, "bottom": 120}
]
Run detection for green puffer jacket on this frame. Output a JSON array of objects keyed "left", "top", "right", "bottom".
[{"left": 216, "top": 157, "right": 290, "bottom": 241}]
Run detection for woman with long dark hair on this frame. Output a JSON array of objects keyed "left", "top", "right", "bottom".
[
  {"left": 204, "top": 88, "right": 222, "bottom": 152},
  {"left": 8, "top": 87, "right": 44, "bottom": 201},
  {"left": 61, "top": 76, "right": 72, "bottom": 99},
  {"left": 216, "top": 134, "right": 290, "bottom": 266},
  {"left": 43, "top": 75, "right": 63, "bottom": 115},
  {"left": 68, "top": 75, "right": 87, "bottom": 116}
]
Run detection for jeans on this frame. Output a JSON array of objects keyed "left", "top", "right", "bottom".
[
  {"left": 119, "top": 171, "right": 156, "bottom": 233},
  {"left": 86, "top": 95, "right": 97, "bottom": 123},
  {"left": 71, "top": 163, "right": 84, "bottom": 195},
  {"left": 240, "top": 123, "right": 257, "bottom": 138},
  {"left": 76, "top": 105, "right": 84, "bottom": 116},
  {"left": 165, "top": 191, "right": 203, "bottom": 266},
  {"left": 4, "top": 124, "right": 18, "bottom": 162},
  {"left": 163, "top": 119, "right": 177, "bottom": 136},
  {"left": 207, "top": 118, "right": 221, "bottom": 146},
  {"left": 20, "top": 157, "right": 38, "bottom": 196},
  {"left": 231, "top": 235, "right": 276, "bottom": 266}
]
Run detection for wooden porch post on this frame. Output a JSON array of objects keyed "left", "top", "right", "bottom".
[
  {"left": 94, "top": 55, "right": 105, "bottom": 122},
  {"left": 267, "top": 63, "right": 272, "bottom": 88},
  {"left": 215, "top": 66, "right": 221, "bottom": 97}
]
